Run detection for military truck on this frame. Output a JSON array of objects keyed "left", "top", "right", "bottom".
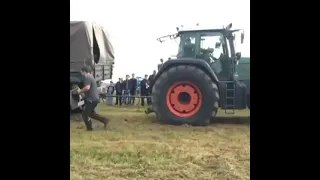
[
  {"left": 150, "top": 23, "right": 250, "bottom": 126},
  {"left": 70, "top": 21, "right": 115, "bottom": 110}
]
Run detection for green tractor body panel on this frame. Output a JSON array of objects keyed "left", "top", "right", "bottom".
[{"left": 238, "top": 57, "right": 250, "bottom": 80}]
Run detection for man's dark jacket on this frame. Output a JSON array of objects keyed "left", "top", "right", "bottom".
[
  {"left": 140, "top": 79, "right": 148, "bottom": 95},
  {"left": 115, "top": 81, "right": 122, "bottom": 93},
  {"left": 148, "top": 74, "right": 155, "bottom": 85},
  {"left": 129, "top": 78, "right": 137, "bottom": 92},
  {"left": 121, "top": 79, "right": 132, "bottom": 91}
]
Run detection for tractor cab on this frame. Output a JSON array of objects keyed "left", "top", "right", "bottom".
[{"left": 157, "top": 23, "right": 244, "bottom": 81}]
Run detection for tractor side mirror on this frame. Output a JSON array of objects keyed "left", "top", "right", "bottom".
[
  {"left": 236, "top": 52, "right": 241, "bottom": 60},
  {"left": 241, "top": 32, "right": 244, "bottom": 44},
  {"left": 215, "top": 42, "right": 221, "bottom": 48},
  {"left": 225, "top": 23, "right": 232, "bottom": 30}
]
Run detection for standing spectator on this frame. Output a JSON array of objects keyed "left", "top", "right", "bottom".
[
  {"left": 129, "top": 73, "right": 137, "bottom": 105},
  {"left": 115, "top": 78, "right": 123, "bottom": 106},
  {"left": 97, "top": 81, "right": 108, "bottom": 102},
  {"left": 122, "top": 75, "right": 132, "bottom": 104},
  {"left": 106, "top": 81, "right": 115, "bottom": 105},
  {"left": 148, "top": 70, "right": 157, "bottom": 85},
  {"left": 157, "top": 59, "right": 164, "bottom": 70},
  {"left": 147, "top": 70, "right": 157, "bottom": 105},
  {"left": 140, "top": 74, "right": 149, "bottom": 106},
  {"left": 120, "top": 77, "right": 126, "bottom": 104}
]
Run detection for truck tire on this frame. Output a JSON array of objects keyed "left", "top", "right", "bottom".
[{"left": 152, "top": 65, "right": 219, "bottom": 126}]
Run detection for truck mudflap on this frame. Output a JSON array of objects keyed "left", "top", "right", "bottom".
[{"left": 70, "top": 90, "right": 85, "bottom": 110}]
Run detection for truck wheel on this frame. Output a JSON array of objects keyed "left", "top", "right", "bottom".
[{"left": 152, "top": 65, "right": 219, "bottom": 126}]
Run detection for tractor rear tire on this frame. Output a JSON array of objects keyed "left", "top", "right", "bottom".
[
  {"left": 210, "top": 109, "right": 218, "bottom": 123},
  {"left": 152, "top": 65, "right": 219, "bottom": 126}
]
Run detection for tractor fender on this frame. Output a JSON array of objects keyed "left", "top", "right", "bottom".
[
  {"left": 238, "top": 79, "right": 250, "bottom": 94},
  {"left": 151, "top": 58, "right": 219, "bottom": 89},
  {"left": 238, "top": 79, "right": 250, "bottom": 109},
  {"left": 244, "top": 79, "right": 250, "bottom": 95},
  {"left": 233, "top": 80, "right": 250, "bottom": 109},
  {"left": 246, "top": 80, "right": 250, "bottom": 109}
]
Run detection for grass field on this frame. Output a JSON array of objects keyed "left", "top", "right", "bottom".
[{"left": 70, "top": 105, "right": 250, "bottom": 180}]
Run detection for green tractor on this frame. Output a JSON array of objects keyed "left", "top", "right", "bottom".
[{"left": 150, "top": 23, "right": 250, "bottom": 126}]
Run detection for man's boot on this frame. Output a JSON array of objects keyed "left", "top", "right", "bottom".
[
  {"left": 82, "top": 114, "right": 93, "bottom": 131},
  {"left": 90, "top": 113, "right": 110, "bottom": 129}
]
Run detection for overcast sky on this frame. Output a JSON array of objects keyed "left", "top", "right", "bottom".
[{"left": 70, "top": 0, "right": 250, "bottom": 80}]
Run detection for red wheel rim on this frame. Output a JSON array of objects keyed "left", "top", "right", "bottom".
[{"left": 166, "top": 81, "right": 202, "bottom": 118}]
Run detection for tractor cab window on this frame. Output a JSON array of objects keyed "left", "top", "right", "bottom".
[
  {"left": 226, "top": 37, "right": 232, "bottom": 57},
  {"left": 177, "top": 34, "right": 196, "bottom": 58},
  {"left": 199, "top": 33, "right": 224, "bottom": 62},
  {"left": 231, "top": 31, "right": 245, "bottom": 57},
  {"left": 197, "top": 33, "right": 225, "bottom": 75}
]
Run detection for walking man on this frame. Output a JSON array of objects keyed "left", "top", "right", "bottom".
[
  {"left": 140, "top": 74, "right": 149, "bottom": 106},
  {"left": 115, "top": 78, "right": 123, "bottom": 106},
  {"left": 129, "top": 73, "right": 137, "bottom": 105},
  {"left": 77, "top": 67, "right": 110, "bottom": 131}
]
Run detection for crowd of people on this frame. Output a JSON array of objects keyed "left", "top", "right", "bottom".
[{"left": 102, "top": 70, "right": 158, "bottom": 106}]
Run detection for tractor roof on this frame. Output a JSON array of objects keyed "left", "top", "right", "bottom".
[
  {"left": 178, "top": 28, "right": 226, "bottom": 34},
  {"left": 177, "top": 23, "right": 240, "bottom": 34},
  {"left": 156, "top": 24, "right": 241, "bottom": 42}
]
